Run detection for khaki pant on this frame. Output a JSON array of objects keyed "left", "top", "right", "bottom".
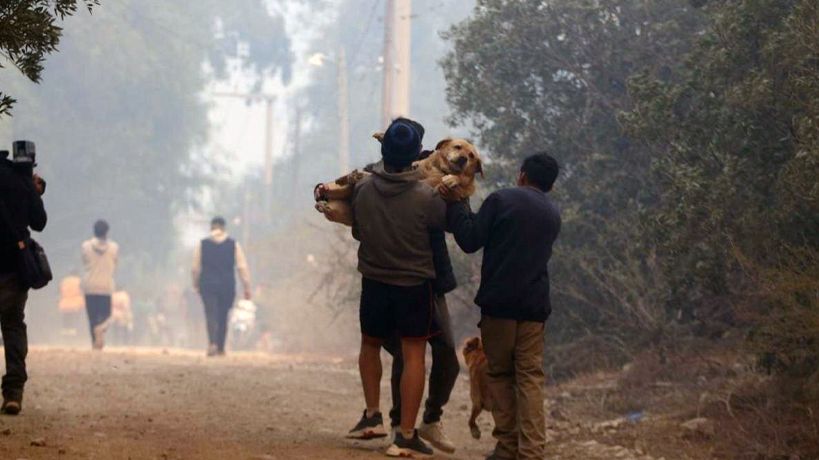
[{"left": 480, "top": 315, "right": 546, "bottom": 460}]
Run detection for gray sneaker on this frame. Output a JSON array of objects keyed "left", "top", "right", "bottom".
[
  {"left": 386, "top": 430, "right": 434, "bottom": 458},
  {"left": 419, "top": 421, "right": 455, "bottom": 454},
  {"left": 347, "top": 410, "right": 388, "bottom": 440}
]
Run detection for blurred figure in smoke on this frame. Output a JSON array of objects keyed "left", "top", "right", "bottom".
[
  {"left": 81, "top": 219, "right": 119, "bottom": 350},
  {"left": 191, "top": 216, "right": 252, "bottom": 357},
  {"left": 58, "top": 272, "right": 85, "bottom": 339},
  {"left": 182, "top": 286, "right": 205, "bottom": 349},
  {"left": 110, "top": 289, "right": 133, "bottom": 345}
]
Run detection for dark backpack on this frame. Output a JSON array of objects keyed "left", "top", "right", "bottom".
[{"left": 0, "top": 198, "right": 52, "bottom": 289}]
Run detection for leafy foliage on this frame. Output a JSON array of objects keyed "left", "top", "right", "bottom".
[
  {"left": 2, "top": 1, "right": 292, "bottom": 288},
  {"left": 442, "top": 0, "right": 707, "bottom": 373},
  {"left": 443, "top": 0, "right": 817, "bottom": 384},
  {"left": 624, "top": 0, "right": 819, "bottom": 376},
  {"left": 0, "top": 0, "right": 99, "bottom": 115}
]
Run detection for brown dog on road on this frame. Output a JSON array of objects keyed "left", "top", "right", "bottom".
[
  {"left": 462, "top": 336, "right": 494, "bottom": 440},
  {"left": 314, "top": 135, "right": 483, "bottom": 226}
]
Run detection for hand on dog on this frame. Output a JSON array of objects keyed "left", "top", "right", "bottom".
[
  {"left": 442, "top": 174, "right": 461, "bottom": 189},
  {"left": 437, "top": 182, "right": 462, "bottom": 203}
]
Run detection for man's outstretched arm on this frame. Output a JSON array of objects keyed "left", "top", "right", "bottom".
[{"left": 446, "top": 193, "right": 499, "bottom": 254}]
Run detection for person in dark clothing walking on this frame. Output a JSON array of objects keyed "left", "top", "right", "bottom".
[
  {"left": 0, "top": 152, "right": 47, "bottom": 415},
  {"left": 440, "top": 153, "right": 561, "bottom": 460},
  {"left": 192, "top": 217, "right": 252, "bottom": 356},
  {"left": 383, "top": 229, "right": 461, "bottom": 454}
]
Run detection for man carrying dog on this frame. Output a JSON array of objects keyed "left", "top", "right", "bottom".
[
  {"left": 441, "top": 153, "right": 561, "bottom": 460},
  {"left": 347, "top": 118, "right": 445, "bottom": 458},
  {"left": 382, "top": 163, "right": 461, "bottom": 455}
]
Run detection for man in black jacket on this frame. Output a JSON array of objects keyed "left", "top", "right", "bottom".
[
  {"left": 441, "top": 153, "right": 561, "bottom": 460},
  {"left": 0, "top": 152, "right": 47, "bottom": 416}
]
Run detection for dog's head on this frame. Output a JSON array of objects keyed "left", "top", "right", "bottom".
[
  {"left": 462, "top": 336, "right": 484, "bottom": 362},
  {"left": 434, "top": 138, "right": 483, "bottom": 178}
]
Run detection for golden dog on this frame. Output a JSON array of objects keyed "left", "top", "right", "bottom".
[
  {"left": 314, "top": 135, "right": 483, "bottom": 226},
  {"left": 462, "top": 336, "right": 494, "bottom": 440}
]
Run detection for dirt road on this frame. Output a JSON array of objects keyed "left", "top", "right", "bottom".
[{"left": 0, "top": 348, "right": 696, "bottom": 460}]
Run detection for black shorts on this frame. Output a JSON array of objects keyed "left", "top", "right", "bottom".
[{"left": 359, "top": 277, "right": 440, "bottom": 340}]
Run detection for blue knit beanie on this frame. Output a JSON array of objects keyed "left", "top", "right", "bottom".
[{"left": 381, "top": 119, "right": 422, "bottom": 168}]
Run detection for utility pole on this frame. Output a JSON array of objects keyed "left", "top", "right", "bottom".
[
  {"left": 381, "top": 0, "right": 412, "bottom": 127},
  {"left": 393, "top": 0, "right": 411, "bottom": 119},
  {"left": 242, "top": 186, "right": 252, "bottom": 252},
  {"left": 381, "top": 0, "right": 394, "bottom": 128},
  {"left": 263, "top": 97, "right": 274, "bottom": 221},
  {"left": 291, "top": 105, "right": 303, "bottom": 197},
  {"left": 337, "top": 47, "right": 350, "bottom": 174}
]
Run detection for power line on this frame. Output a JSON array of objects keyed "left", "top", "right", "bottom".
[{"left": 347, "top": 0, "right": 381, "bottom": 67}]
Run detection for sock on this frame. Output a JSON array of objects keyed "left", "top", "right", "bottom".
[
  {"left": 401, "top": 428, "right": 414, "bottom": 439},
  {"left": 366, "top": 408, "right": 379, "bottom": 418}
]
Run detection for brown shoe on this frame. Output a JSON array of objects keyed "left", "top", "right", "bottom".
[{"left": 1, "top": 399, "right": 22, "bottom": 415}]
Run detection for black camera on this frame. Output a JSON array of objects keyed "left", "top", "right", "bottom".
[
  {"left": 13, "top": 141, "right": 36, "bottom": 166},
  {"left": 0, "top": 140, "right": 36, "bottom": 166}
]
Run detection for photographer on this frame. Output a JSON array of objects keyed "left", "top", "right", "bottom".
[{"left": 0, "top": 143, "right": 47, "bottom": 416}]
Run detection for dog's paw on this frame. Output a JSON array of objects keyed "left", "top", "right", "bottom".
[
  {"left": 470, "top": 425, "right": 481, "bottom": 440},
  {"left": 349, "top": 169, "right": 366, "bottom": 184},
  {"left": 315, "top": 201, "right": 329, "bottom": 214},
  {"left": 442, "top": 174, "right": 461, "bottom": 189}
]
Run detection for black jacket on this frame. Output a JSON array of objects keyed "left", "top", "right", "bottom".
[
  {"left": 0, "top": 159, "right": 47, "bottom": 274},
  {"left": 429, "top": 229, "right": 456, "bottom": 295},
  {"left": 447, "top": 187, "right": 560, "bottom": 322}
]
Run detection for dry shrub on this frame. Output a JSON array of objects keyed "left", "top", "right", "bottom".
[
  {"left": 697, "top": 375, "right": 819, "bottom": 459},
  {"left": 703, "top": 246, "right": 819, "bottom": 459},
  {"left": 735, "top": 246, "right": 819, "bottom": 382},
  {"left": 547, "top": 334, "right": 632, "bottom": 381}
]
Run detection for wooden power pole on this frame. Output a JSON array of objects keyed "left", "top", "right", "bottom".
[
  {"left": 263, "top": 96, "right": 275, "bottom": 220},
  {"left": 381, "top": 0, "right": 412, "bottom": 127},
  {"left": 381, "top": 0, "right": 395, "bottom": 128}
]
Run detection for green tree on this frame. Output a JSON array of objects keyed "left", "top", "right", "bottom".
[
  {"left": 0, "top": 0, "right": 99, "bottom": 115},
  {"left": 442, "top": 0, "right": 705, "bottom": 373},
  {"left": 1, "top": 0, "right": 292, "bottom": 288},
  {"left": 624, "top": 0, "right": 818, "bottom": 372}
]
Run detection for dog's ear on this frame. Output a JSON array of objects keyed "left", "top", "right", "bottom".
[
  {"left": 373, "top": 132, "right": 385, "bottom": 143},
  {"left": 476, "top": 157, "right": 484, "bottom": 178},
  {"left": 435, "top": 138, "right": 452, "bottom": 151}
]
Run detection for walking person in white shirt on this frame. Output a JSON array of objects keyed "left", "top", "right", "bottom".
[{"left": 81, "top": 219, "right": 119, "bottom": 350}]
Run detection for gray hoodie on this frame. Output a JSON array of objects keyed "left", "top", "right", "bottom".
[
  {"left": 81, "top": 237, "right": 119, "bottom": 295},
  {"left": 351, "top": 162, "right": 446, "bottom": 286}
]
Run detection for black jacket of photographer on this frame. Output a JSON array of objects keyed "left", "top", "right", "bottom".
[{"left": 0, "top": 159, "right": 47, "bottom": 275}]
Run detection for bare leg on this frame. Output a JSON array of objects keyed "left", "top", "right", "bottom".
[
  {"left": 399, "top": 338, "right": 427, "bottom": 434},
  {"left": 359, "top": 336, "right": 383, "bottom": 415}
]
